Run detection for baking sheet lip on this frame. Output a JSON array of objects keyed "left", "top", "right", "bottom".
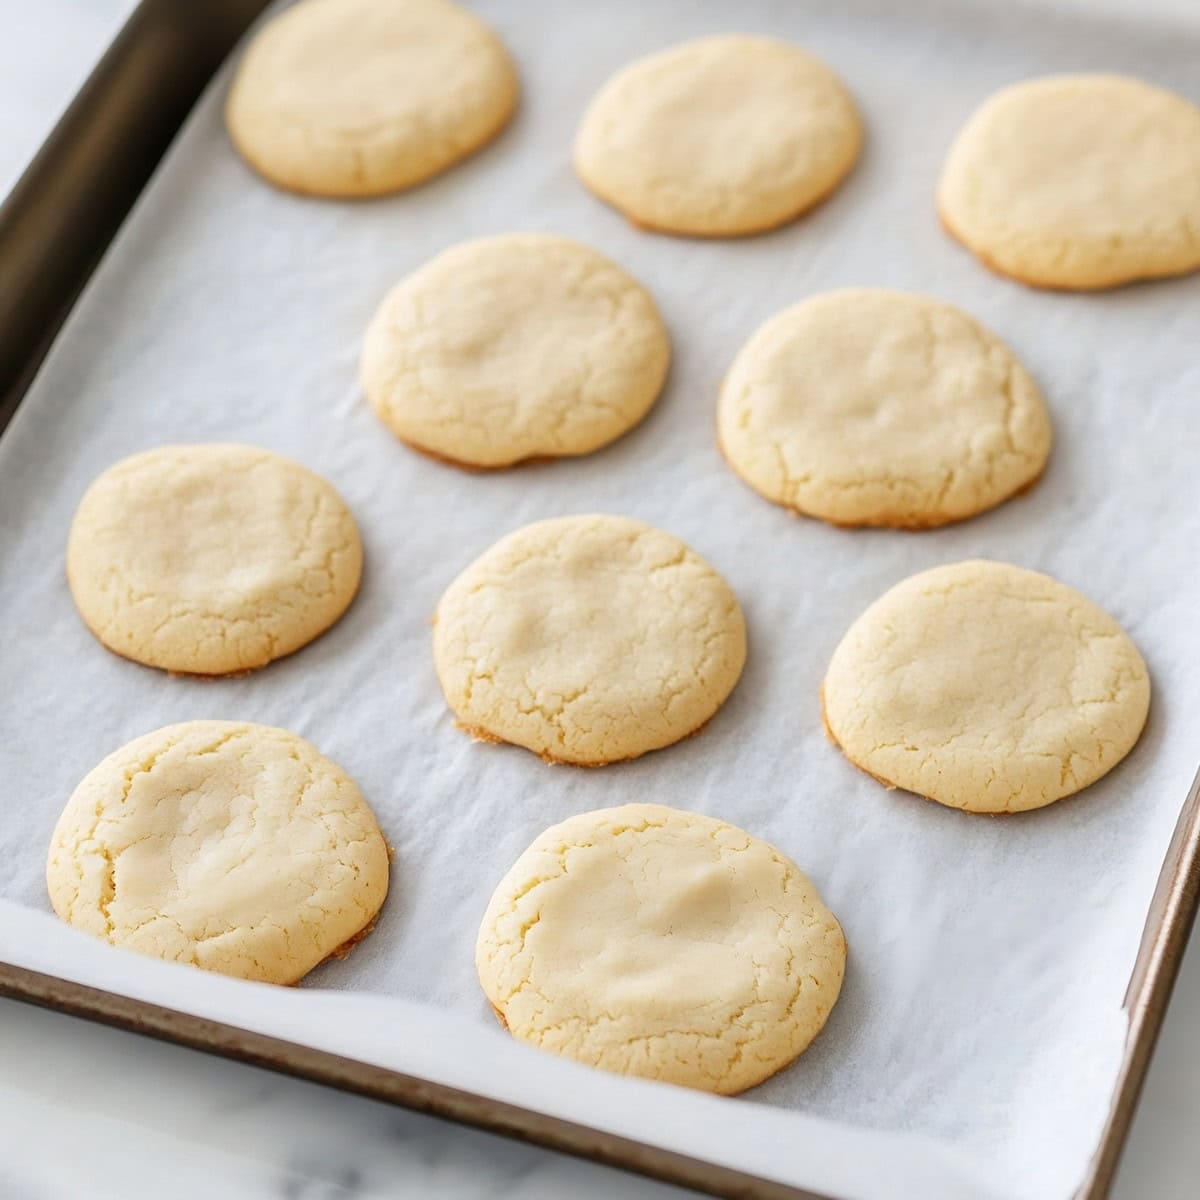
[
  {"left": 1, "top": 2, "right": 1199, "bottom": 1199},
  {"left": 0, "top": 0, "right": 273, "bottom": 429},
  {"left": 0, "top": 960, "right": 824, "bottom": 1200},
  {"left": 1076, "top": 765, "right": 1200, "bottom": 1200}
]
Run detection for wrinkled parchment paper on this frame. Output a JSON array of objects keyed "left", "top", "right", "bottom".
[{"left": 2, "top": 2, "right": 1198, "bottom": 1196}]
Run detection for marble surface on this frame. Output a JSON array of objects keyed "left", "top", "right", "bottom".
[{"left": 1, "top": 3, "right": 1199, "bottom": 1198}]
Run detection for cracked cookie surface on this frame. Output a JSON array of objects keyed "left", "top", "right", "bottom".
[
  {"left": 225, "top": 0, "right": 517, "bottom": 198},
  {"left": 67, "top": 444, "right": 362, "bottom": 675},
  {"left": 823, "top": 561, "right": 1150, "bottom": 813},
  {"left": 574, "top": 34, "right": 861, "bottom": 237},
  {"left": 476, "top": 803, "right": 845, "bottom": 1094},
  {"left": 938, "top": 75, "right": 1200, "bottom": 290},
  {"left": 361, "top": 235, "right": 670, "bottom": 468},
  {"left": 717, "top": 289, "right": 1052, "bottom": 529},
  {"left": 46, "top": 721, "right": 390, "bottom": 984},
  {"left": 433, "top": 515, "right": 746, "bottom": 765}
]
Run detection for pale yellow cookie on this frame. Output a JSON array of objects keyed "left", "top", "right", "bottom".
[
  {"left": 433, "top": 515, "right": 746, "bottom": 764},
  {"left": 67, "top": 444, "right": 362, "bottom": 675},
  {"left": 361, "top": 235, "right": 670, "bottom": 469},
  {"left": 574, "top": 34, "right": 861, "bottom": 237},
  {"left": 477, "top": 803, "right": 845, "bottom": 1094},
  {"left": 938, "top": 75, "right": 1200, "bottom": 290},
  {"left": 823, "top": 561, "right": 1150, "bottom": 813},
  {"left": 718, "top": 289, "right": 1052, "bottom": 528},
  {"left": 225, "top": 0, "right": 518, "bottom": 198},
  {"left": 47, "top": 721, "right": 390, "bottom": 984}
]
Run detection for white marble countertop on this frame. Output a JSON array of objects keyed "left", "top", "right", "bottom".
[{"left": 2, "top": 3, "right": 1198, "bottom": 1197}]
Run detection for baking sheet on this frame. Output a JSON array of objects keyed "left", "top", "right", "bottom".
[{"left": 1, "top": 1, "right": 1199, "bottom": 1197}]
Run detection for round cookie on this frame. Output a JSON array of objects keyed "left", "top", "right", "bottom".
[
  {"left": 46, "top": 721, "right": 390, "bottom": 984},
  {"left": 225, "top": 0, "right": 518, "bottom": 198},
  {"left": 67, "top": 444, "right": 362, "bottom": 675},
  {"left": 361, "top": 235, "right": 670, "bottom": 469},
  {"left": 718, "top": 289, "right": 1052, "bottom": 529},
  {"left": 938, "top": 75, "right": 1200, "bottom": 290},
  {"left": 476, "top": 803, "right": 845, "bottom": 1094},
  {"left": 822, "top": 561, "right": 1150, "bottom": 813},
  {"left": 433, "top": 515, "right": 746, "bottom": 764},
  {"left": 574, "top": 34, "right": 861, "bottom": 237}
]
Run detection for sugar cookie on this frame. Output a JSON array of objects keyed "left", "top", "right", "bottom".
[
  {"left": 718, "top": 289, "right": 1052, "bottom": 528},
  {"left": 939, "top": 75, "right": 1200, "bottom": 290},
  {"left": 67, "top": 444, "right": 362, "bottom": 675},
  {"left": 361, "top": 235, "right": 670, "bottom": 468},
  {"left": 225, "top": 0, "right": 518, "bottom": 198},
  {"left": 575, "top": 34, "right": 861, "bottom": 237},
  {"left": 822, "top": 561, "right": 1150, "bottom": 813},
  {"left": 477, "top": 803, "right": 845, "bottom": 1093},
  {"left": 433, "top": 515, "right": 746, "bottom": 764},
  {"left": 47, "top": 721, "right": 390, "bottom": 984}
]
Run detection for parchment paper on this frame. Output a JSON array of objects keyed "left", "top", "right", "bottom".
[{"left": 2, "top": 2, "right": 1199, "bottom": 1197}]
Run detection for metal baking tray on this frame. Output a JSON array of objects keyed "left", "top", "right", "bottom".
[{"left": 1, "top": 2, "right": 1198, "bottom": 1197}]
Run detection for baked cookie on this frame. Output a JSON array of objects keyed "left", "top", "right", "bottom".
[
  {"left": 433, "top": 515, "right": 746, "bottom": 764},
  {"left": 822, "top": 561, "right": 1150, "bottom": 813},
  {"left": 47, "top": 721, "right": 390, "bottom": 984},
  {"left": 574, "top": 34, "right": 861, "bottom": 237},
  {"left": 361, "top": 235, "right": 670, "bottom": 468},
  {"left": 718, "top": 289, "right": 1052, "bottom": 528},
  {"left": 938, "top": 75, "right": 1200, "bottom": 290},
  {"left": 225, "top": 0, "right": 518, "bottom": 198},
  {"left": 476, "top": 803, "right": 845, "bottom": 1093},
  {"left": 67, "top": 444, "right": 362, "bottom": 675}
]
